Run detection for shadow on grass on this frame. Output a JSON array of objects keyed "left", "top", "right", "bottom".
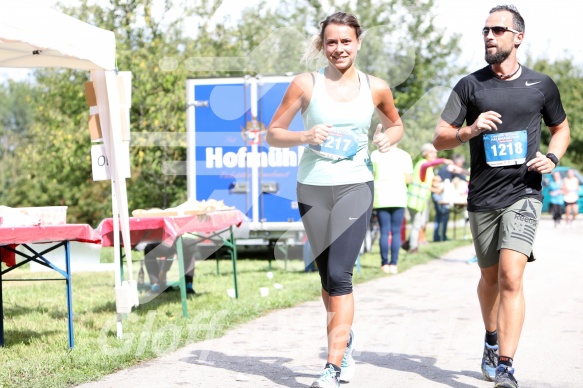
[{"left": 2, "top": 328, "right": 61, "bottom": 347}]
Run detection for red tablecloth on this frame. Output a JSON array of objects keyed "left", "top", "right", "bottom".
[
  {"left": 96, "top": 210, "right": 245, "bottom": 248},
  {"left": 0, "top": 224, "right": 102, "bottom": 267}
]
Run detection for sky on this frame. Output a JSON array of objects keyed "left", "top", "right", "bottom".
[{"left": 3, "top": 0, "right": 582, "bottom": 81}]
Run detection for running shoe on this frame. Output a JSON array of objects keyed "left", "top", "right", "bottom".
[
  {"left": 340, "top": 329, "right": 355, "bottom": 382},
  {"left": 310, "top": 364, "right": 339, "bottom": 388},
  {"left": 494, "top": 365, "right": 519, "bottom": 388},
  {"left": 481, "top": 342, "right": 498, "bottom": 381}
]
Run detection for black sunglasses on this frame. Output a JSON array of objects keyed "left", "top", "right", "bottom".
[{"left": 482, "top": 26, "right": 521, "bottom": 36}]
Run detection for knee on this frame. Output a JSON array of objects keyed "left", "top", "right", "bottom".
[
  {"left": 479, "top": 267, "right": 499, "bottom": 288},
  {"left": 326, "top": 269, "right": 353, "bottom": 296},
  {"left": 498, "top": 273, "right": 522, "bottom": 293}
]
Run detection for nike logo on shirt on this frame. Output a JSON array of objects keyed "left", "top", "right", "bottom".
[{"left": 525, "top": 81, "right": 541, "bottom": 86}]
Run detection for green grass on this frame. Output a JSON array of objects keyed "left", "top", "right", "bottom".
[{"left": 0, "top": 238, "right": 469, "bottom": 387}]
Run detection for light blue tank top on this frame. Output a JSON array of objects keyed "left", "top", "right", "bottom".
[{"left": 298, "top": 67, "right": 375, "bottom": 186}]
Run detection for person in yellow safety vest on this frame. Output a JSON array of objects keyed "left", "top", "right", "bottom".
[{"left": 406, "top": 143, "right": 451, "bottom": 253}]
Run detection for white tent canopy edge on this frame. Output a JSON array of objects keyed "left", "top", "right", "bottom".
[{"left": 0, "top": 5, "right": 136, "bottom": 338}]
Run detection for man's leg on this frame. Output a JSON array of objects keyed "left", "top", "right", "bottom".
[
  {"left": 497, "top": 248, "right": 528, "bottom": 360},
  {"left": 478, "top": 264, "right": 499, "bottom": 334},
  {"left": 469, "top": 208, "right": 503, "bottom": 381}
]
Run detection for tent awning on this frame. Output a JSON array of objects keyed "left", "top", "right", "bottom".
[{"left": 0, "top": 6, "right": 115, "bottom": 71}]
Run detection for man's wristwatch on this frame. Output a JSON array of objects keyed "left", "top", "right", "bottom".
[{"left": 546, "top": 153, "right": 559, "bottom": 167}]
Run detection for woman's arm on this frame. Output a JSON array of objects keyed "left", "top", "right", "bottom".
[
  {"left": 266, "top": 73, "right": 330, "bottom": 148},
  {"left": 370, "top": 76, "right": 404, "bottom": 152}
]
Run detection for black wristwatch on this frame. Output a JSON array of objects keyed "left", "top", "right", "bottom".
[{"left": 546, "top": 153, "right": 559, "bottom": 167}]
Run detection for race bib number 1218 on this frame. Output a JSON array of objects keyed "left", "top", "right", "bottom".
[{"left": 483, "top": 130, "right": 527, "bottom": 167}]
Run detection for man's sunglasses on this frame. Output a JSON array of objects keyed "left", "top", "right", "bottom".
[{"left": 482, "top": 26, "right": 521, "bottom": 36}]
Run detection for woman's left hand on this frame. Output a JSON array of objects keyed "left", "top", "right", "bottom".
[{"left": 373, "top": 124, "right": 391, "bottom": 153}]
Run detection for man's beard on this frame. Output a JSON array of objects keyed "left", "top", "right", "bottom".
[{"left": 485, "top": 46, "right": 511, "bottom": 64}]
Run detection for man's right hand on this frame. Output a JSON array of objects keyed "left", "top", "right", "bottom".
[{"left": 471, "top": 111, "right": 502, "bottom": 136}]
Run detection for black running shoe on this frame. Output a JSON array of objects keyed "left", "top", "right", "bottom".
[
  {"left": 494, "top": 365, "right": 519, "bottom": 388},
  {"left": 481, "top": 342, "right": 498, "bottom": 381}
]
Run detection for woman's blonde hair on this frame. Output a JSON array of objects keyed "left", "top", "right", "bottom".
[{"left": 301, "top": 12, "right": 363, "bottom": 67}]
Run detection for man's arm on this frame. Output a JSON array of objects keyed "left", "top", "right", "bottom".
[
  {"left": 433, "top": 111, "right": 502, "bottom": 151},
  {"left": 526, "top": 118, "right": 571, "bottom": 174},
  {"left": 547, "top": 118, "right": 571, "bottom": 161},
  {"left": 433, "top": 119, "right": 463, "bottom": 151}
]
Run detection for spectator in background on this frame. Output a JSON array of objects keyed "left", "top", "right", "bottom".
[
  {"left": 371, "top": 142, "right": 413, "bottom": 274},
  {"left": 562, "top": 168, "right": 580, "bottom": 227},
  {"left": 430, "top": 174, "right": 447, "bottom": 241},
  {"left": 144, "top": 241, "right": 196, "bottom": 295},
  {"left": 406, "top": 143, "right": 451, "bottom": 253},
  {"left": 432, "top": 154, "right": 470, "bottom": 241},
  {"left": 548, "top": 171, "right": 564, "bottom": 227}
]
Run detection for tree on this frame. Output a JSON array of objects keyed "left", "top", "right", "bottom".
[
  {"left": 529, "top": 58, "right": 583, "bottom": 168},
  {"left": 0, "top": 80, "right": 37, "bottom": 194},
  {"left": 220, "top": 0, "right": 464, "bottom": 158},
  {"left": 0, "top": 0, "right": 466, "bottom": 225}
]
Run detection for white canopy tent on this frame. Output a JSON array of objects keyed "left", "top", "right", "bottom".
[{"left": 0, "top": 5, "right": 136, "bottom": 337}]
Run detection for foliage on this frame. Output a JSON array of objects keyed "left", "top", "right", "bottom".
[
  {"left": 0, "top": 0, "right": 482, "bottom": 224},
  {"left": 0, "top": 81, "right": 37, "bottom": 202},
  {"left": 529, "top": 58, "right": 583, "bottom": 169}
]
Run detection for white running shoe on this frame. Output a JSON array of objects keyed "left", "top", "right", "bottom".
[
  {"left": 340, "top": 329, "right": 355, "bottom": 382},
  {"left": 310, "top": 364, "right": 340, "bottom": 388}
]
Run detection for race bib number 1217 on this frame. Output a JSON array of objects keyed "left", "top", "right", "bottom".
[{"left": 309, "top": 126, "right": 359, "bottom": 160}]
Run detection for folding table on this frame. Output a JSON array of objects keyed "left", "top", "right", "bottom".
[
  {"left": 0, "top": 223, "right": 102, "bottom": 348},
  {"left": 97, "top": 209, "right": 245, "bottom": 317}
]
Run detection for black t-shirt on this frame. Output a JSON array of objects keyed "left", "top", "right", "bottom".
[{"left": 441, "top": 65, "right": 567, "bottom": 211}]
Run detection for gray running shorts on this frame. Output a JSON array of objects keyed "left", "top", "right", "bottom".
[{"left": 468, "top": 198, "right": 542, "bottom": 268}]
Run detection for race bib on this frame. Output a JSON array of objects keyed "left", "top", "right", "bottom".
[
  {"left": 483, "top": 130, "right": 527, "bottom": 167},
  {"left": 309, "top": 126, "right": 359, "bottom": 160}
]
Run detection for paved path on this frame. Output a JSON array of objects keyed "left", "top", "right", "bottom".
[{"left": 79, "top": 218, "right": 583, "bottom": 387}]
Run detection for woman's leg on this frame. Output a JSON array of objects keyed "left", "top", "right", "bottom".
[
  {"left": 433, "top": 199, "right": 442, "bottom": 242},
  {"left": 298, "top": 182, "right": 372, "bottom": 368},
  {"left": 389, "top": 207, "right": 405, "bottom": 266},
  {"left": 440, "top": 205, "right": 450, "bottom": 241},
  {"left": 324, "top": 182, "right": 373, "bottom": 366},
  {"left": 376, "top": 208, "right": 390, "bottom": 266}
]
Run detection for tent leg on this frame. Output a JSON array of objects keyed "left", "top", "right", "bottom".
[
  {"left": 176, "top": 237, "right": 188, "bottom": 318},
  {"left": 65, "top": 241, "right": 74, "bottom": 348}
]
